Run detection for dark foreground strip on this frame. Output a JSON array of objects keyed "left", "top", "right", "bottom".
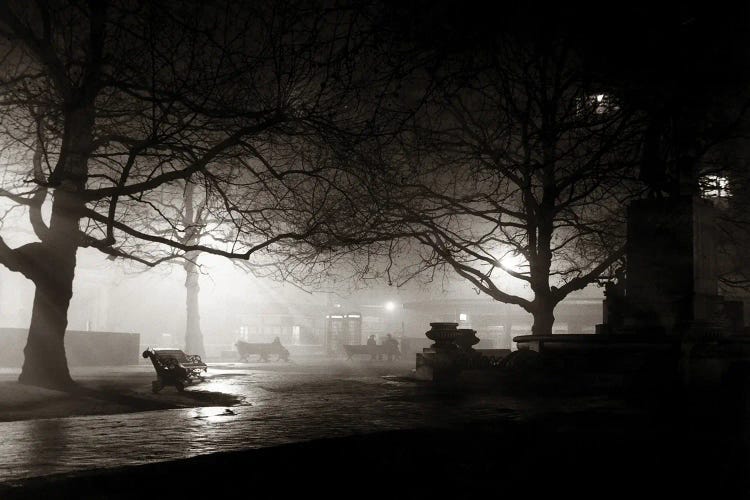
[{"left": 1, "top": 412, "right": 749, "bottom": 499}]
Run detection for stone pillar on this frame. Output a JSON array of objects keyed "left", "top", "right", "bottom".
[{"left": 624, "top": 195, "right": 719, "bottom": 335}]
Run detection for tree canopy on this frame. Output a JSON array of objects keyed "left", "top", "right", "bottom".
[{"left": 0, "top": 0, "right": 403, "bottom": 387}]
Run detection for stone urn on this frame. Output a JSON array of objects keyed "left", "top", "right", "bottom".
[
  {"left": 425, "top": 322, "right": 460, "bottom": 350},
  {"left": 455, "top": 328, "right": 480, "bottom": 351}
]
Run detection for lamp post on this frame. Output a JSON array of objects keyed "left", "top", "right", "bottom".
[
  {"left": 384, "top": 300, "right": 396, "bottom": 338},
  {"left": 384, "top": 300, "right": 406, "bottom": 341}
]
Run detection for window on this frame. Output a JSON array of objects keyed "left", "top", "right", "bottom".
[
  {"left": 590, "top": 94, "right": 607, "bottom": 114},
  {"left": 578, "top": 93, "right": 617, "bottom": 116},
  {"left": 700, "top": 175, "right": 730, "bottom": 198}
]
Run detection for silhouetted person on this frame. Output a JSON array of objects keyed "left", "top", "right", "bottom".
[
  {"left": 385, "top": 333, "right": 399, "bottom": 361},
  {"left": 604, "top": 268, "right": 626, "bottom": 331},
  {"left": 367, "top": 334, "right": 377, "bottom": 360}
]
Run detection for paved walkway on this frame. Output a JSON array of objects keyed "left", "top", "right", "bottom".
[{"left": 0, "top": 361, "right": 627, "bottom": 482}]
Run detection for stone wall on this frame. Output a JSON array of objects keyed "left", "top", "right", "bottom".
[{"left": 0, "top": 328, "right": 140, "bottom": 367}]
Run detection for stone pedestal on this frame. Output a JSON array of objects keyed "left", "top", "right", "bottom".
[
  {"left": 415, "top": 350, "right": 462, "bottom": 381},
  {"left": 425, "top": 322, "right": 461, "bottom": 349},
  {"left": 622, "top": 195, "right": 720, "bottom": 336},
  {"left": 455, "top": 328, "right": 480, "bottom": 351},
  {"left": 558, "top": 195, "right": 750, "bottom": 394},
  {"left": 415, "top": 323, "right": 464, "bottom": 381}
]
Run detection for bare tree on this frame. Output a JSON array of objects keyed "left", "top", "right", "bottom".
[
  {"left": 0, "top": 0, "right": 399, "bottom": 388},
  {"left": 179, "top": 179, "right": 207, "bottom": 357},
  {"left": 361, "top": 36, "right": 644, "bottom": 336}
]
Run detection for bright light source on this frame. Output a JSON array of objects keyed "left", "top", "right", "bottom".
[
  {"left": 499, "top": 253, "right": 526, "bottom": 273},
  {"left": 334, "top": 303, "right": 341, "bottom": 308},
  {"left": 700, "top": 175, "right": 730, "bottom": 198},
  {"left": 385, "top": 301, "right": 396, "bottom": 312},
  {"left": 459, "top": 313, "right": 467, "bottom": 321},
  {"left": 580, "top": 93, "right": 616, "bottom": 115}
]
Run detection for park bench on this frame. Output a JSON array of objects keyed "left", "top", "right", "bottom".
[
  {"left": 343, "top": 343, "right": 401, "bottom": 361},
  {"left": 236, "top": 340, "right": 290, "bottom": 362},
  {"left": 142, "top": 348, "right": 207, "bottom": 393}
]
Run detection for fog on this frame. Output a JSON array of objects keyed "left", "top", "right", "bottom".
[
  {"left": 0, "top": 191, "right": 605, "bottom": 368},
  {"left": 1, "top": 2, "right": 749, "bottom": 498},
  {"left": 0, "top": 247, "right": 603, "bottom": 360}
]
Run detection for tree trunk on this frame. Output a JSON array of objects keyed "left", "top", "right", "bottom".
[
  {"left": 16, "top": 26, "right": 98, "bottom": 387},
  {"left": 530, "top": 286, "right": 557, "bottom": 336},
  {"left": 18, "top": 190, "right": 81, "bottom": 389},
  {"left": 531, "top": 305, "right": 555, "bottom": 336},
  {"left": 184, "top": 254, "right": 205, "bottom": 358}
]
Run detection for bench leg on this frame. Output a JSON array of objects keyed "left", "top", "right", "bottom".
[{"left": 152, "top": 379, "right": 163, "bottom": 393}]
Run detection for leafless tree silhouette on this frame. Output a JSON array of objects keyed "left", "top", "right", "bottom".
[
  {"left": 0, "top": 0, "right": 402, "bottom": 388},
  {"left": 356, "top": 36, "right": 644, "bottom": 336}
]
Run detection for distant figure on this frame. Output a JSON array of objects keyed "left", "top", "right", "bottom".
[
  {"left": 385, "top": 333, "right": 399, "bottom": 361},
  {"left": 367, "top": 334, "right": 377, "bottom": 360},
  {"left": 604, "top": 268, "right": 626, "bottom": 331},
  {"left": 272, "top": 336, "right": 281, "bottom": 345}
]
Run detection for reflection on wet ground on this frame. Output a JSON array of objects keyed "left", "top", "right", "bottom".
[{"left": 0, "top": 364, "right": 627, "bottom": 482}]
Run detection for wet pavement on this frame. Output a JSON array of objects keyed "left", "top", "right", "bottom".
[{"left": 0, "top": 360, "right": 630, "bottom": 482}]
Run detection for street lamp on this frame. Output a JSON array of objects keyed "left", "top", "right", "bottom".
[{"left": 383, "top": 300, "right": 405, "bottom": 340}]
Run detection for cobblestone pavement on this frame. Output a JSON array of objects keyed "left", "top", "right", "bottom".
[{"left": 0, "top": 361, "right": 627, "bottom": 482}]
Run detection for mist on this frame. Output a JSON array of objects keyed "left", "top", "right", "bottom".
[{"left": 2, "top": 1, "right": 749, "bottom": 498}]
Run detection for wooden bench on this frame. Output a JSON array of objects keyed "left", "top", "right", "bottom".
[
  {"left": 142, "top": 348, "right": 207, "bottom": 393},
  {"left": 343, "top": 343, "right": 401, "bottom": 361},
  {"left": 236, "top": 340, "right": 290, "bottom": 362}
]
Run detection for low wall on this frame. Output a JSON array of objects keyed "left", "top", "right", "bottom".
[
  {"left": 400, "top": 337, "right": 433, "bottom": 356},
  {"left": 0, "top": 328, "right": 140, "bottom": 367},
  {"left": 512, "top": 333, "right": 750, "bottom": 390}
]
